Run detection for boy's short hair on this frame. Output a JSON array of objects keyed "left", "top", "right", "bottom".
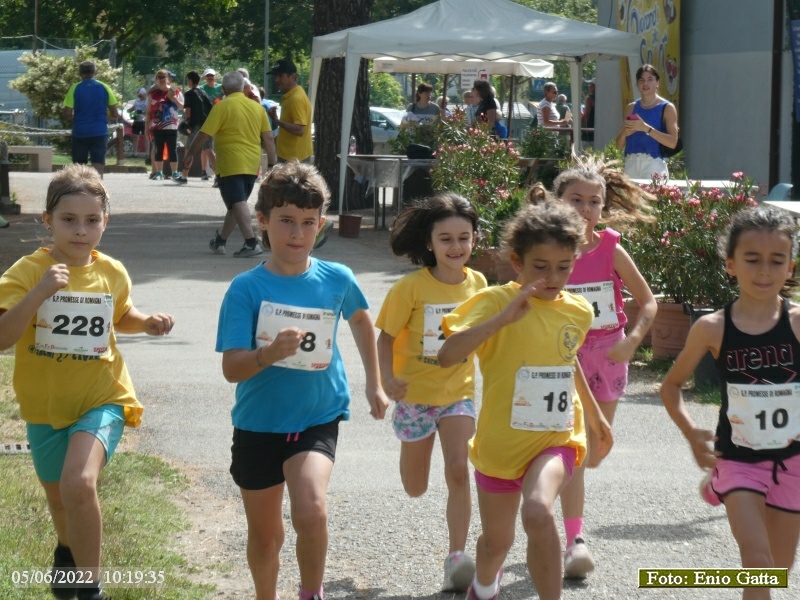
[
  {"left": 46, "top": 164, "right": 110, "bottom": 215},
  {"left": 255, "top": 162, "right": 330, "bottom": 247}
]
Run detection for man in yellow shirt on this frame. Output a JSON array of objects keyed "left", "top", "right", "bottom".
[
  {"left": 267, "top": 59, "right": 313, "bottom": 163},
  {"left": 184, "top": 71, "right": 277, "bottom": 257}
]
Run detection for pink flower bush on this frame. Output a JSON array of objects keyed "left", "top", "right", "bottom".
[{"left": 622, "top": 173, "right": 761, "bottom": 306}]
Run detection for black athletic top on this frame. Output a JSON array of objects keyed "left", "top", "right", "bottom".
[{"left": 715, "top": 299, "right": 800, "bottom": 463}]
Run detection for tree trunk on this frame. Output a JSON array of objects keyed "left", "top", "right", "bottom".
[{"left": 313, "top": 0, "right": 375, "bottom": 211}]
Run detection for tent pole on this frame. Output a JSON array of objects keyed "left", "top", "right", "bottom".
[
  {"left": 507, "top": 76, "right": 514, "bottom": 135},
  {"left": 569, "top": 60, "right": 582, "bottom": 154},
  {"left": 442, "top": 74, "right": 449, "bottom": 115}
]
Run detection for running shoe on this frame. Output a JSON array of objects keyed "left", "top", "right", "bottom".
[
  {"left": 466, "top": 568, "right": 503, "bottom": 600},
  {"left": 175, "top": 175, "right": 188, "bottom": 184},
  {"left": 564, "top": 536, "right": 595, "bottom": 579},
  {"left": 51, "top": 543, "right": 77, "bottom": 600},
  {"left": 442, "top": 551, "right": 476, "bottom": 592},
  {"left": 209, "top": 231, "right": 226, "bottom": 255},
  {"left": 233, "top": 243, "right": 263, "bottom": 258}
]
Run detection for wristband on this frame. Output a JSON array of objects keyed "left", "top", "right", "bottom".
[{"left": 646, "top": 126, "right": 653, "bottom": 135}]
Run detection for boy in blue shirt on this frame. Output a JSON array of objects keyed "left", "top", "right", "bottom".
[{"left": 216, "top": 161, "right": 389, "bottom": 600}]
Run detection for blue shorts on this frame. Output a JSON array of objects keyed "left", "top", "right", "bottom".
[
  {"left": 26, "top": 405, "right": 126, "bottom": 483},
  {"left": 71, "top": 135, "right": 108, "bottom": 166},
  {"left": 218, "top": 174, "right": 257, "bottom": 210},
  {"left": 392, "top": 399, "right": 476, "bottom": 442}
]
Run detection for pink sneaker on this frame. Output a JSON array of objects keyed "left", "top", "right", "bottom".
[
  {"left": 466, "top": 568, "right": 503, "bottom": 600},
  {"left": 699, "top": 471, "right": 721, "bottom": 506}
]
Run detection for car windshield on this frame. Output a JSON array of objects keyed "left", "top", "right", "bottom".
[{"left": 371, "top": 108, "right": 404, "bottom": 129}]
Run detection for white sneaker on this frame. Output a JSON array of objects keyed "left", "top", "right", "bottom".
[
  {"left": 442, "top": 551, "right": 475, "bottom": 592},
  {"left": 564, "top": 536, "right": 595, "bottom": 579}
]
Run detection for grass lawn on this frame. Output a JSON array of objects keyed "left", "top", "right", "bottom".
[{"left": 0, "top": 356, "right": 211, "bottom": 599}]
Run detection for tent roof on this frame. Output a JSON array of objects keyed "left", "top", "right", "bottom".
[
  {"left": 373, "top": 57, "right": 554, "bottom": 78},
  {"left": 312, "top": 0, "right": 639, "bottom": 63}
]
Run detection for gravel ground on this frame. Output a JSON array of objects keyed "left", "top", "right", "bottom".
[{"left": 3, "top": 172, "right": 799, "bottom": 599}]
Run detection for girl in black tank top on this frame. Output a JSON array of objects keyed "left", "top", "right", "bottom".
[{"left": 660, "top": 206, "right": 800, "bottom": 585}]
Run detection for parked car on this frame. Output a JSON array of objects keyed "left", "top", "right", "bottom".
[{"left": 370, "top": 107, "right": 404, "bottom": 154}]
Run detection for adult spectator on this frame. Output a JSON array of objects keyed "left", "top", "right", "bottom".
[
  {"left": 145, "top": 69, "right": 184, "bottom": 181},
  {"left": 615, "top": 64, "right": 679, "bottom": 179},
  {"left": 130, "top": 87, "right": 148, "bottom": 156},
  {"left": 403, "top": 82, "right": 440, "bottom": 123},
  {"left": 183, "top": 71, "right": 277, "bottom": 258},
  {"left": 267, "top": 59, "right": 313, "bottom": 164},
  {"left": 462, "top": 90, "right": 477, "bottom": 124},
  {"left": 436, "top": 95, "right": 451, "bottom": 118},
  {"left": 200, "top": 69, "right": 223, "bottom": 180},
  {"left": 175, "top": 71, "right": 213, "bottom": 184},
  {"left": 237, "top": 68, "right": 262, "bottom": 102},
  {"left": 472, "top": 80, "right": 498, "bottom": 129},
  {"left": 581, "top": 79, "right": 595, "bottom": 142},
  {"left": 62, "top": 60, "right": 119, "bottom": 177},
  {"left": 536, "top": 82, "right": 568, "bottom": 128},
  {"left": 201, "top": 68, "right": 224, "bottom": 104},
  {"left": 555, "top": 94, "right": 572, "bottom": 123}
]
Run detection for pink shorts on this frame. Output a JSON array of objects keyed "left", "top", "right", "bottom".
[
  {"left": 707, "top": 454, "right": 800, "bottom": 513},
  {"left": 474, "top": 446, "right": 577, "bottom": 494},
  {"left": 577, "top": 329, "right": 628, "bottom": 402}
]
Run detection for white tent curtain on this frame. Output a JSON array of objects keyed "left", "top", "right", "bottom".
[{"left": 310, "top": 0, "right": 640, "bottom": 206}]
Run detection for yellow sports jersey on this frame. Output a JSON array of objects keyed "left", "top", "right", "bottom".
[
  {"left": 443, "top": 283, "right": 593, "bottom": 479},
  {"left": 200, "top": 92, "right": 271, "bottom": 177},
  {"left": 376, "top": 267, "right": 486, "bottom": 406},
  {"left": 276, "top": 85, "right": 313, "bottom": 161},
  {"left": 0, "top": 248, "right": 142, "bottom": 429}
]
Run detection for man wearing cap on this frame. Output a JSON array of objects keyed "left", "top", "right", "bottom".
[
  {"left": 267, "top": 58, "right": 312, "bottom": 163},
  {"left": 62, "top": 60, "right": 119, "bottom": 176}
]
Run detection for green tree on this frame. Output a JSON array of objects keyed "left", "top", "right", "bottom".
[
  {"left": 9, "top": 46, "right": 120, "bottom": 125},
  {"left": 369, "top": 71, "right": 405, "bottom": 108}
]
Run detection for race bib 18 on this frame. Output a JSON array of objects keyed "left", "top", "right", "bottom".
[{"left": 510, "top": 366, "right": 575, "bottom": 431}]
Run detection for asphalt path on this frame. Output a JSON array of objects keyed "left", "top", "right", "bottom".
[{"left": 5, "top": 171, "right": 799, "bottom": 599}]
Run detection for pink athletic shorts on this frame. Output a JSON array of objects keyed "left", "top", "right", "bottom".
[
  {"left": 707, "top": 454, "right": 800, "bottom": 513},
  {"left": 474, "top": 446, "right": 577, "bottom": 494},
  {"left": 577, "top": 329, "right": 628, "bottom": 402}
]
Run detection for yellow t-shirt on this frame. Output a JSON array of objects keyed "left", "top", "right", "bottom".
[
  {"left": 443, "top": 283, "right": 593, "bottom": 479},
  {"left": 0, "top": 248, "right": 142, "bottom": 429},
  {"left": 375, "top": 267, "right": 487, "bottom": 406},
  {"left": 200, "top": 92, "right": 271, "bottom": 177},
  {"left": 276, "top": 85, "right": 313, "bottom": 161}
]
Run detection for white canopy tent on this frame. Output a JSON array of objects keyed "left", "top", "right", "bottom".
[
  {"left": 373, "top": 56, "right": 554, "bottom": 79},
  {"left": 310, "top": 0, "right": 640, "bottom": 204}
]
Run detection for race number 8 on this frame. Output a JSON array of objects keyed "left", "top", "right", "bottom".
[
  {"left": 51, "top": 315, "right": 106, "bottom": 337},
  {"left": 299, "top": 332, "right": 316, "bottom": 352}
]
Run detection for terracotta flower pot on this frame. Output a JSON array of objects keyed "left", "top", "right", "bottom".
[
  {"left": 338, "top": 214, "right": 362, "bottom": 239},
  {"left": 467, "top": 248, "right": 516, "bottom": 284},
  {"left": 651, "top": 301, "right": 691, "bottom": 359}
]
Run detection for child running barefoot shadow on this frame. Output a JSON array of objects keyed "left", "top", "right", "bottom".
[
  {"left": 661, "top": 206, "right": 800, "bottom": 600},
  {"left": 375, "top": 193, "right": 487, "bottom": 592},
  {"left": 0, "top": 164, "right": 175, "bottom": 600},
  {"left": 528, "top": 157, "right": 658, "bottom": 579},
  {"left": 215, "top": 162, "right": 389, "bottom": 600},
  {"left": 439, "top": 201, "right": 613, "bottom": 600}
]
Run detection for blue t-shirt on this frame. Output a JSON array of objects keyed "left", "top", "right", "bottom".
[
  {"left": 216, "top": 259, "right": 368, "bottom": 433},
  {"left": 64, "top": 79, "right": 117, "bottom": 138},
  {"left": 624, "top": 100, "right": 667, "bottom": 158}
]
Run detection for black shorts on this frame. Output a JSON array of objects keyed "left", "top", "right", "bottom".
[
  {"left": 132, "top": 120, "right": 145, "bottom": 135},
  {"left": 230, "top": 416, "right": 342, "bottom": 490},
  {"left": 218, "top": 174, "right": 257, "bottom": 210}
]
